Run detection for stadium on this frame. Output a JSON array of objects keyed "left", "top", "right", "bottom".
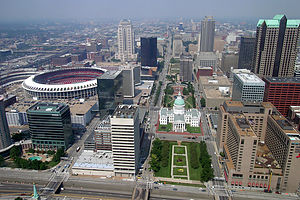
[{"left": 22, "top": 68, "right": 105, "bottom": 99}]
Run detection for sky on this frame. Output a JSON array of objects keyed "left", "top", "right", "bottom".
[{"left": 0, "top": 0, "right": 299, "bottom": 22}]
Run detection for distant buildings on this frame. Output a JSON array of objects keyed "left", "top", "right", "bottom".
[
  {"left": 180, "top": 54, "right": 193, "bottom": 82},
  {"left": 232, "top": 71, "right": 265, "bottom": 103},
  {"left": 199, "top": 16, "right": 215, "bottom": 52},
  {"left": 218, "top": 100, "right": 300, "bottom": 193},
  {"left": 52, "top": 54, "right": 71, "bottom": 66},
  {"left": 197, "top": 52, "right": 218, "bottom": 70},
  {"left": 263, "top": 77, "right": 300, "bottom": 116},
  {"left": 141, "top": 37, "right": 157, "bottom": 67},
  {"left": 27, "top": 102, "right": 73, "bottom": 150},
  {"left": 0, "top": 96, "right": 11, "bottom": 150},
  {"left": 116, "top": 20, "right": 135, "bottom": 62},
  {"left": 172, "top": 35, "right": 183, "bottom": 58},
  {"left": 238, "top": 37, "right": 256, "bottom": 71},
  {"left": 97, "top": 71, "right": 123, "bottom": 119},
  {"left": 110, "top": 105, "right": 140, "bottom": 177},
  {"left": 254, "top": 15, "right": 300, "bottom": 77}
]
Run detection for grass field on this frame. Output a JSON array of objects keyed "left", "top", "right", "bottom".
[
  {"left": 186, "top": 124, "right": 201, "bottom": 134},
  {"left": 158, "top": 123, "right": 172, "bottom": 132},
  {"left": 173, "top": 167, "right": 187, "bottom": 176},
  {"left": 185, "top": 142, "right": 202, "bottom": 181},
  {"left": 173, "top": 155, "right": 186, "bottom": 166},
  {"left": 174, "top": 146, "right": 185, "bottom": 154}
]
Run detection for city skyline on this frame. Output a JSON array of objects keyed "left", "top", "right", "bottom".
[{"left": 0, "top": 0, "right": 299, "bottom": 22}]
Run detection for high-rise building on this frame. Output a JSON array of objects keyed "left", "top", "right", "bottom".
[
  {"left": 180, "top": 54, "right": 193, "bottom": 82},
  {"left": 97, "top": 71, "right": 123, "bottom": 119},
  {"left": 238, "top": 37, "right": 256, "bottom": 71},
  {"left": 116, "top": 20, "right": 135, "bottom": 62},
  {"left": 122, "top": 66, "right": 135, "bottom": 98},
  {"left": 220, "top": 100, "right": 300, "bottom": 193},
  {"left": 172, "top": 35, "right": 183, "bottom": 58},
  {"left": 217, "top": 101, "right": 274, "bottom": 150},
  {"left": 254, "top": 15, "right": 300, "bottom": 77},
  {"left": 263, "top": 77, "right": 300, "bottom": 116},
  {"left": 141, "top": 37, "right": 157, "bottom": 67},
  {"left": 265, "top": 114, "right": 300, "bottom": 193},
  {"left": 197, "top": 52, "right": 218, "bottom": 69},
  {"left": 199, "top": 16, "right": 215, "bottom": 52},
  {"left": 110, "top": 105, "right": 140, "bottom": 177},
  {"left": 27, "top": 102, "right": 73, "bottom": 150},
  {"left": 0, "top": 96, "right": 11, "bottom": 150},
  {"left": 232, "top": 71, "right": 265, "bottom": 103},
  {"left": 133, "top": 65, "right": 141, "bottom": 85}
]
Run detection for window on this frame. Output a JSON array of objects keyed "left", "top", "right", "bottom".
[{"left": 241, "top": 139, "right": 244, "bottom": 144}]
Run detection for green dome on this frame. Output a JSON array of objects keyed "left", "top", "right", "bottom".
[{"left": 174, "top": 98, "right": 185, "bottom": 106}]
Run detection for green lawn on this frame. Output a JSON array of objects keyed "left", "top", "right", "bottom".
[
  {"left": 173, "top": 155, "right": 186, "bottom": 166},
  {"left": 174, "top": 146, "right": 185, "bottom": 154},
  {"left": 185, "top": 95, "right": 196, "bottom": 109},
  {"left": 159, "top": 181, "right": 206, "bottom": 188},
  {"left": 158, "top": 123, "right": 172, "bottom": 132},
  {"left": 155, "top": 141, "right": 173, "bottom": 178},
  {"left": 186, "top": 124, "right": 201, "bottom": 134},
  {"left": 173, "top": 167, "right": 187, "bottom": 176},
  {"left": 164, "top": 95, "right": 173, "bottom": 107}
]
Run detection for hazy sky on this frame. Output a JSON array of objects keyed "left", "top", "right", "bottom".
[{"left": 0, "top": 0, "right": 299, "bottom": 22}]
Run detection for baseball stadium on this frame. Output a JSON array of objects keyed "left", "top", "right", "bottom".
[{"left": 22, "top": 68, "right": 105, "bottom": 99}]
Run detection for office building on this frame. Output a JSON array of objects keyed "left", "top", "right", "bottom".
[
  {"left": 265, "top": 114, "right": 300, "bottom": 193},
  {"left": 217, "top": 101, "right": 274, "bottom": 151},
  {"left": 97, "top": 71, "right": 123, "bottom": 119},
  {"left": 133, "top": 65, "right": 141, "bottom": 85},
  {"left": 220, "top": 100, "right": 300, "bottom": 193},
  {"left": 95, "top": 119, "right": 112, "bottom": 151},
  {"left": 141, "top": 37, "right": 157, "bottom": 67},
  {"left": 232, "top": 71, "right": 265, "bottom": 103},
  {"left": 221, "top": 53, "right": 239, "bottom": 76},
  {"left": 197, "top": 52, "right": 218, "bottom": 69},
  {"left": 122, "top": 67, "right": 135, "bottom": 98},
  {"left": 27, "top": 103, "right": 73, "bottom": 150},
  {"left": 0, "top": 96, "right": 11, "bottom": 150},
  {"left": 254, "top": 15, "right": 300, "bottom": 77},
  {"left": 110, "top": 105, "right": 140, "bottom": 177},
  {"left": 263, "top": 77, "right": 300, "bottom": 116},
  {"left": 173, "top": 35, "right": 183, "bottom": 58},
  {"left": 199, "top": 16, "right": 215, "bottom": 52},
  {"left": 180, "top": 54, "right": 193, "bottom": 82},
  {"left": 116, "top": 20, "right": 135, "bottom": 62},
  {"left": 238, "top": 37, "right": 256, "bottom": 71}
]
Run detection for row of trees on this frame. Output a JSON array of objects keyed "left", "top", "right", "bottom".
[
  {"left": 164, "top": 84, "right": 174, "bottom": 95},
  {"left": 149, "top": 139, "right": 170, "bottom": 172},
  {"left": 199, "top": 141, "right": 214, "bottom": 182},
  {"left": 200, "top": 98, "right": 206, "bottom": 107}
]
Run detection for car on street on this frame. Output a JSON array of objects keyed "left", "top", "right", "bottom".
[{"left": 173, "top": 188, "right": 178, "bottom": 191}]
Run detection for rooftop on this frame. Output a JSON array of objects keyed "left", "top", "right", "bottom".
[
  {"left": 69, "top": 101, "right": 97, "bottom": 115},
  {"left": 255, "top": 142, "right": 282, "bottom": 169},
  {"left": 28, "top": 102, "right": 67, "bottom": 113},
  {"left": 234, "top": 72, "right": 265, "bottom": 85},
  {"left": 257, "top": 15, "right": 300, "bottom": 28},
  {"left": 200, "top": 76, "right": 232, "bottom": 86},
  {"left": 264, "top": 77, "right": 300, "bottom": 84},
  {"left": 112, "top": 105, "right": 137, "bottom": 119},
  {"left": 98, "top": 70, "right": 122, "bottom": 80},
  {"left": 231, "top": 115, "right": 256, "bottom": 137}
]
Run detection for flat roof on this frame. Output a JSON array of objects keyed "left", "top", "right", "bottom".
[
  {"left": 264, "top": 77, "right": 300, "bottom": 84},
  {"left": 235, "top": 72, "right": 264, "bottom": 85},
  {"left": 204, "top": 87, "right": 232, "bottom": 99},
  {"left": 69, "top": 101, "right": 97, "bottom": 115},
  {"left": 231, "top": 115, "right": 256, "bottom": 137},
  {"left": 98, "top": 70, "right": 121, "bottom": 80},
  {"left": 28, "top": 102, "right": 67, "bottom": 113},
  {"left": 200, "top": 76, "right": 232, "bottom": 86},
  {"left": 73, "top": 150, "right": 114, "bottom": 170},
  {"left": 271, "top": 114, "right": 299, "bottom": 135},
  {"left": 112, "top": 105, "right": 137, "bottom": 119}
]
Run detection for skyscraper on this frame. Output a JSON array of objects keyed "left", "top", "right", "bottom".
[
  {"left": 122, "top": 66, "right": 135, "bottom": 98},
  {"left": 254, "top": 15, "right": 300, "bottom": 77},
  {"left": 180, "top": 54, "right": 193, "bottom": 82},
  {"left": 172, "top": 35, "right": 183, "bottom": 58},
  {"left": 97, "top": 71, "right": 123, "bottom": 119},
  {"left": 110, "top": 105, "right": 140, "bottom": 177},
  {"left": 27, "top": 102, "right": 73, "bottom": 150},
  {"left": 141, "top": 37, "right": 157, "bottom": 67},
  {"left": 116, "top": 20, "right": 135, "bottom": 62},
  {"left": 199, "top": 16, "right": 215, "bottom": 52},
  {"left": 0, "top": 96, "right": 11, "bottom": 150},
  {"left": 238, "top": 37, "right": 256, "bottom": 70}
]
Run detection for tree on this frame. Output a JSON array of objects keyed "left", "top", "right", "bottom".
[
  {"left": 15, "top": 197, "right": 23, "bottom": 200},
  {"left": 161, "top": 142, "right": 170, "bottom": 167},
  {"left": 200, "top": 98, "right": 206, "bottom": 107},
  {"left": 0, "top": 155, "right": 5, "bottom": 167},
  {"left": 190, "top": 143, "right": 199, "bottom": 169},
  {"left": 10, "top": 146, "right": 21, "bottom": 159},
  {"left": 28, "top": 148, "right": 35, "bottom": 154},
  {"left": 183, "top": 88, "right": 189, "bottom": 95}
]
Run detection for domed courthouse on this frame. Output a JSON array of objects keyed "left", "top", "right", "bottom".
[{"left": 159, "top": 92, "right": 201, "bottom": 132}]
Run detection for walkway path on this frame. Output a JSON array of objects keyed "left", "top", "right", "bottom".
[{"left": 171, "top": 145, "right": 190, "bottom": 180}]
